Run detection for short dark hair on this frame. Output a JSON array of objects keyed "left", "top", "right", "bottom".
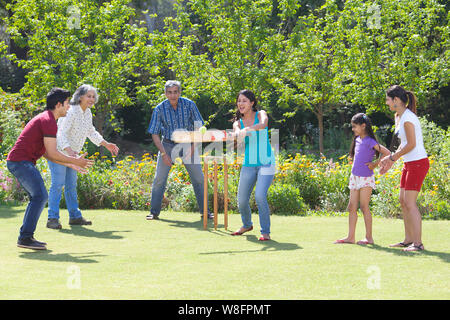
[{"left": 46, "top": 87, "right": 71, "bottom": 110}]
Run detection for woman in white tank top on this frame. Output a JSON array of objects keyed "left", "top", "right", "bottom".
[{"left": 380, "top": 85, "right": 429, "bottom": 252}]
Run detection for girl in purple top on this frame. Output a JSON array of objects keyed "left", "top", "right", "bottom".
[{"left": 335, "top": 113, "right": 390, "bottom": 245}]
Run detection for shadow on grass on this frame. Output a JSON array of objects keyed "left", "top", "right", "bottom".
[
  {"left": 0, "top": 206, "right": 23, "bottom": 219},
  {"left": 199, "top": 235, "right": 302, "bottom": 255},
  {"left": 58, "top": 226, "right": 131, "bottom": 239},
  {"left": 19, "top": 250, "right": 105, "bottom": 263},
  {"left": 159, "top": 216, "right": 302, "bottom": 254},
  {"left": 159, "top": 217, "right": 228, "bottom": 234},
  {"left": 359, "top": 244, "right": 450, "bottom": 263}
]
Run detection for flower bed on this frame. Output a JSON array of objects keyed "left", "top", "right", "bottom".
[{"left": 1, "top": 151, "right": 448, "bottom": 219}]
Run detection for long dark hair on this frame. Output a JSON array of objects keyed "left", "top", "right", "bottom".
[
  {"left": 349, "top": 113, "right": 379, "bottom": 159},
  {"left": 386, "top": 85, "right": 417, "bottom": 114},
  {"left": 232, "top": 89, "right": 258, "bottom": 122}
]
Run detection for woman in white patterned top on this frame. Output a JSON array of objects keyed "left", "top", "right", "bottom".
[{"left": 46, "top": 84, "right": 119, "bottom": 229}]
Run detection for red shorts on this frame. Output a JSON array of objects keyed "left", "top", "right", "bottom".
[{"left": 400, "top": 158, "right": 429, "bottom": 191}]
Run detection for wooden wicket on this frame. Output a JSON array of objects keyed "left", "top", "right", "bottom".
[{"left": 203, "top": 156, "right": 228, "bottom": 230}]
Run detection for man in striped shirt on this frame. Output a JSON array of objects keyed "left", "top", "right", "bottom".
[{"left": 146, "top": 80, "right": 212, "bottom": 220}]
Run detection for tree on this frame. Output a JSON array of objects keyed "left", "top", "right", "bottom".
[
  {"left": 266, "top": 0, "right": 449, "bottom": 154},
  {"left": 3, "top": 0, "right": 448, "bottom": 153},
  {"left": 3, "top": 0, "right": 164, "bottom": 136},
  {"left": 265, "top": 1, "right": 348, "bottom": 154},
  {"left": 333, "top": 0, "right": 449, "bottom": 113},
  {"left": 156, "top": 0, "right": 303, "bottom": 125}
]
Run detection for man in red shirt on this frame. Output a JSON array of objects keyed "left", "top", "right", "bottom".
[{"left": 7, "top": 88, "right": 93, "bottom": 250}]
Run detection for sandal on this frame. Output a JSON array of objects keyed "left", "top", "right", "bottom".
[
  {"left": 231, "top": 226, "right": 253, "bottom": 236},
  {"left": 403, "top": 243, "right": 425, "bottom": 252},
  {"left": 389, "top": 241, "right": 413, "bottom": 248},
  {"left": 357, "top": 239, "right": 374, "bottom": 245},
  {"left": 334, "top": 239, "right": 354, "bottom": 244},
  {"left": 258, "top": 234, "right": 271, "bottom": 241}
]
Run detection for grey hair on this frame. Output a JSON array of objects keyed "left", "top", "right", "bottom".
[
  {"left": 164, "top": 80, "right": 181, "bottom": 93},
  {"left": 70, "top": 84, "right": 99, "bottom": 105}
]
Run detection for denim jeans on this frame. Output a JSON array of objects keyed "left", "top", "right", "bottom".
[
  {"left": 7, "top": 161, "right": 49, "bottom": 240},
  {"left": 47, "top": 160, "right": 82, "bottom": 220},
  {"left": 237, "top": 165, "right": 275, "bottom": 235},
  {"left": 150, "top": 141, "right": 207, "bottom": 216}
]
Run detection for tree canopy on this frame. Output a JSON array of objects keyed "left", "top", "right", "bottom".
[{"left": 1, "top": 0, "right": 449, "bottom": 153}]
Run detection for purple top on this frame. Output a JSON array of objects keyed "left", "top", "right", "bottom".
[{"left": 352, "top": 136, "right": 378, "bottom": 177}]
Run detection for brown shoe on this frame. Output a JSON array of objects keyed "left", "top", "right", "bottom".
[
  {"left": 69, "top": 217, "right": 92, "bottom": 225},
  {"left": 47, "top": 218, "right": 62, "bottom": 229}
]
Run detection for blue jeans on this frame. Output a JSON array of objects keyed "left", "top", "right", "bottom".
[
  {"left": 237, "top": 165, "right": 275, "bottom": 235},
  {"left": 47, "top": 160, "right": 82, "bottom": 220},
  {"left": 7, "top": 161, "right": 49, "bottom": 240},
  {"left": 150, "top": 141, "right": 207, "bottom": 216}
]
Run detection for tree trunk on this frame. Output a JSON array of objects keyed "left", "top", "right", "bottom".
[
  {"left": 318, "top": 113, "right": 324, "bottom": 156},
  {"left": 93, "top": 107, "right": 105, "bottom": 155},
  {"left": 94, "top": 114, "right": 104, "bottom": 137},
  {"left": 316, "top": 106, "right": 324, "bottom": 156}
]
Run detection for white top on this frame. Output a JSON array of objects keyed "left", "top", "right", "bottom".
[
  {"left": 395, "top": 108, "right": 427, "bottom": 162},
  {"left": 57, "top": 104, "right": 104, "bottom": 155}
]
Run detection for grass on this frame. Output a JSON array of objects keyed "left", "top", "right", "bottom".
[{"left": 0, "top": 205, "right": 449, "bottom": 300}]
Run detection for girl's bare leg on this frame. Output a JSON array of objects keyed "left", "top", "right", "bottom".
[
  {"left": 358, "top": 187, "right": 374, "bottom": 244},
  {"left": 334, "top": 189, "right": 359, "bottom": 244}
]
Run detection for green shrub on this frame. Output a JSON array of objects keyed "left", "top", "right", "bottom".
[
  {"left": 0, "top": 109, "right": 22, "bottom": 158},
  {"left": 419, "top": 196, "right": 450, "bottom": 220},
  {"left": 419, "top": 116, "right": 447, "bottom": 158},
  {"left": 369, "top": 160, "right": 403, "bottom": 218},
  {"left": 275, "top": 153, "right": 352, "bottom": 209},
  {"left": 422, "top": 158, "right": 449, "bottom": 201},
  {"left": 438, "top": 130, "right": 450, "bottom": 162},
  {"left": 320, "top": 191, "right": 349, "bottom": 212},
  {"left": 171, "top": 185, "right": 199, "bottom": 212},
  {"left": 75, "top": 154, "right": 155, "bottom": 210},
  {"left": 267, "top": 183, "right": 308, "bottom": 215},
  {"left": 0, "top": 148, "right": 448, "bottom": 219},
  {"left": 431, "top": 201, "right": 450, "bottom": 220}
]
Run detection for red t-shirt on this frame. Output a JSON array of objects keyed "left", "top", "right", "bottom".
[{"left": 7, "top": 110, "right": 58, "bottom": 165}]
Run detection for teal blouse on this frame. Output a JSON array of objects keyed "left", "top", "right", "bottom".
[{"left": 239, "top": 111, "right": 275, "bottom": 167}]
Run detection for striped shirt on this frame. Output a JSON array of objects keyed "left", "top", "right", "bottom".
[{"left": 147, "top": 97, "right": 204, "bottom": 139}]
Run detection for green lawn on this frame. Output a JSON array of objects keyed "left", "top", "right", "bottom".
[{"left": 0, "top": 205, "right": 449, "bottom": 300}]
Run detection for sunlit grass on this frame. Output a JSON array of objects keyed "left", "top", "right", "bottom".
[{"left": 0, "top": 206, "right": 449, "bottom": 299}]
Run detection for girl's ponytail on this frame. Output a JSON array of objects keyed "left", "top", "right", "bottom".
[
  {"left": 349, "top": 136, "right": 357, "bottom": 159},
  {"left": 386, "top": 85, "right": 417, "bottom": 114},
  {"left": 406, "top": 91, "right": 417, "bottom": 114}
]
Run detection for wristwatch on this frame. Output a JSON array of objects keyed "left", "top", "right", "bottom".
[{"left": 389, "top": 153, "right": 396, "bottom": 161}]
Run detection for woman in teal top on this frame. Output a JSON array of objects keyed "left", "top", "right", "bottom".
[{"left": 230, "top": 90, "right": 276, "bottom": 241}]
